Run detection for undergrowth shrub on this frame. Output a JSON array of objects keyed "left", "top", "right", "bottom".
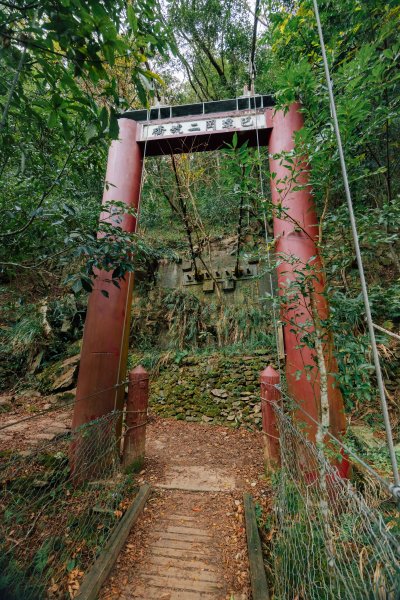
[
  {"left": 130, "top": 287, "right": 274, "bottom": 352},
  {"left": 0, "top": 290, "right": 86, "bottom": 391}
]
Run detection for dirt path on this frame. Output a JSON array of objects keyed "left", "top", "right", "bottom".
[
  {"left": 101, "top": 417, "right": 268, "bottom": 600},
  {"left": 0, "top": 405, "right": 72, "bottom": 452}
]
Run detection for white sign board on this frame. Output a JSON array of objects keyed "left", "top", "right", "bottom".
[{"left": 140, "top": 113, "right": 266, "bottom": 141}]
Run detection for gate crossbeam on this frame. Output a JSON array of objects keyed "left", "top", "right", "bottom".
[{"left": 120, "top": 95, "right": 274, "bottom": 155}]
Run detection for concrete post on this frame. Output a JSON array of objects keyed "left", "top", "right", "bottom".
[
  {"left": 123, "top": 366, "right": 149, "bottom": 471},
  {"left": 260, "top": 366, "right": 281, "bottom": 473},
  {"left": 267, "top": 103, "right": 346, "bottom": 443}
]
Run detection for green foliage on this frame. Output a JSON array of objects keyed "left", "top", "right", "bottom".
[
  {"left": 0, "top": 552, "right": 44, "bottom": 600},
  {"left": 263, "top": 0, "right": 400, "bottom": 213},
  {"left": 0, "top": 291, "right": 83, "bottom": 389},
  {"left": 0, "top": 0, "right": 169, "bottom": 135},
  {"left": 0, "top": 0, "right": 399, "bottom": 429},
  {"left": 130, "top": 287, "right": 274, "bottom": 353},
  {"left": 2, "top": 303, "right": 45, "bottom": 360},
  {"left": 254, "top": 0, "right": 400, "bottom": 420},
  {"left": 163, "top": 0, "right": 253, "bottom": 100},
  {"left": 0, "top": 417, "right": 139, "bottom": 598},
  {"left": 0, "top": 0, "right": 170, "bottom": 293},
  {"left": 140, "top": 145, "right": 266, "bottom": 238}
]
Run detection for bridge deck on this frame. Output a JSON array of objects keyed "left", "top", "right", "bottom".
[{"left": 100, "top": 417, "right": 265, "bottom": 599}]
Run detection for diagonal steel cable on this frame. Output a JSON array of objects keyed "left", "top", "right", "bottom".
[{"left": 311, "top": 0, "right": 400, "bottom": 489}]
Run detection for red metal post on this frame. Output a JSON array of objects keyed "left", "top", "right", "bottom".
[
  {"left": 123, "top": 366, "right": 149, "bottom": 470},
  {"left": 72, "top": 118, "right": 143, "bottom": 430},
  {"left": 260, "top": 366, "right": 281, "bottom": 473},
  {"left": 267, "top": 103, "right": 346, "bottom": 443}
]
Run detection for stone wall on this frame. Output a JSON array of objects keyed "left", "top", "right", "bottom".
[
  {"left": 149, "top": 350, "right": 276, "bottom": 429},
  {"left": 156, "top": 236, "right": 274, "bottom": 305}
]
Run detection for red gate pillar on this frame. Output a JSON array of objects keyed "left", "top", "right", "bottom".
[
  {"left": 267, "top": 103, "right": 346, "bottom": 443},
  {"left": 72, "top": 118, "right": 142, "bottom": 429}
]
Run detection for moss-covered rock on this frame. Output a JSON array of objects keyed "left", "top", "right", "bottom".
[{"left": 37, "top": 353, "right": 79, "bottom": 393}]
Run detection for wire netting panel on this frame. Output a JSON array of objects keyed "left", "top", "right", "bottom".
[
  {"left": 0, "top": 411, "right": 137, "bottom": 599},
  {"left": 269, "top": 405, "right": 400, "bottom": 600}
]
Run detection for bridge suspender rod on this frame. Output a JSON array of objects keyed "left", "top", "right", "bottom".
[
  {"left": 251, "top": 93, "right": 282, "bottom": 378},
  {"left": 312, "top": 0, "right": 400, "bottom": 489},
  {"left": 246, "top": 1, "right": 282, "bottom": 376}
]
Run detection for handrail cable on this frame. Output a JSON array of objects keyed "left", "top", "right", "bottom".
[
  {"left": 0, "top": 379, "right": 129, "bottom": 432},
  {"left": 373, "top": 323, "right": 400, "bottom": 342},
  {"left": 267, "top": 386, "right": 400, "bottom": 500}
]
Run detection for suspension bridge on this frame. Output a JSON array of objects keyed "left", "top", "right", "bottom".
[{"left": 1, "top": 86, "right": 399, "bottom": 598}]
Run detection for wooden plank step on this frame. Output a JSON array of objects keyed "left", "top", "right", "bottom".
[
  {"left": 168, "top": 514, "right": 198, "bottom": 522},
  {"left": 151, "top": 545, "right": 210, "bottom": 559},
  {"left": 151, "top": 539, "right": 208, "bottom": 553},
  {"left": 145, "top": 564, "right": 219, "bottom": 583},
  {"left": 148, "top": 555, "right": 217, "bottom": 572},
  {"left": 99, "top": 489, "right": 226, "bottom": 599},
  {"left": 141, "top": 573, "right": 223, "bottom": 593},
  {"left": 154, "top": 525, "right": 212, "bottom": 537},
  {"left": 128, "top": 585, "right": 216, "bottom": 599},
  {"left": 154, "top": 531, "right": 212, "bottom": 543}
]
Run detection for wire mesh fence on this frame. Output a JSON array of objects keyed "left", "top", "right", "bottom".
[
  {"left": 0, "top": 410, "right": 138, "bottom": 600},
  {"left": 266, "top": 402, "right": 400, "bottom": 600}
]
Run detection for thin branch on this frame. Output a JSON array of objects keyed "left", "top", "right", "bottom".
[
  {"left": 170, "top": 154, "right": 200, "bottom": 281},
  {"left": 0, "top": 141, "right": 77, "bottom": 238},
  {"left": 0, "top": 45, "right": 26, "bottom": 132},
  {"left": 318, "top": 184, "right": 330, "bottom": 247}
]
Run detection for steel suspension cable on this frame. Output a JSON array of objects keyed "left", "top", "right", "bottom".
[
  {"left": 248, "top": 3, "right": 283, "bottom": 379},
  {"left": 248, "top": 0, "right": 261, "bottom": 89},
  {"left": 373, "top": 323, "right": 400, "bottom": 342},
  {"left": 312, "top": 0, "right": 400, "bottom": 489}
]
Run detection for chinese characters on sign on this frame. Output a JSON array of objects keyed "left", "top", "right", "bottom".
[
  {"left": 170, "top": 123, "right": 182, "bottom": 134},
  {"left": 241, "top": 116, "right": 253, "bottom": 127},
  {"left": 152, "top": 125, "right": 166, "bottom": 136},
  {"left": 222, "top": 118, "right": 234, "bottom": 128},
  {"left": 145, "top": 114, "right": 263, "bottom": 141}
]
